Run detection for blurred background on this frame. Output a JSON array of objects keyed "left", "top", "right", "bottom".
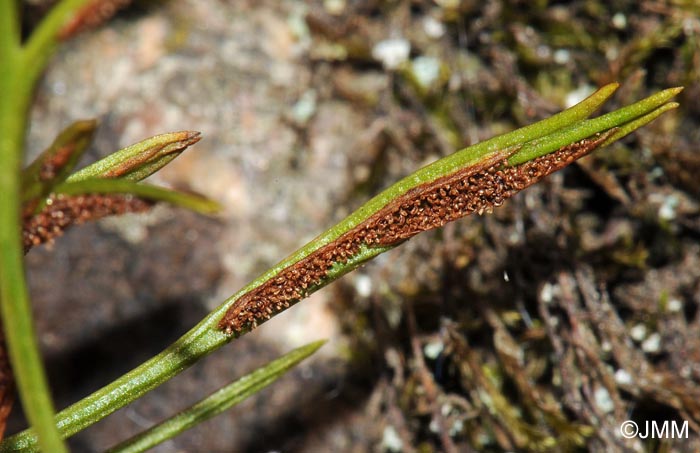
[{"left": 13, "top": 0, "right": 700, "bottom": 451}]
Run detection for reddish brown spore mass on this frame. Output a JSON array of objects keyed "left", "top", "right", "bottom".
[
  {"left": 22, "top": 194, "right": 152, "bottom": 253},
  {"left": 219, "top": 134, "right": 611, "bottom": 334},
  {"left": 39, "top": 143, "right": 77, "bottom": 182}
]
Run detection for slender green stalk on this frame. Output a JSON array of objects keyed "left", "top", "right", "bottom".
[
  {"left": 106, "top": 341, "right": 326, "bottom": 453},
  {"left": 0, "top": 0, "right": 20, "bottom": 58},
  {"left": 0, "top": 1, "right": 117, "bottom": 450},
  {"left": 0, "top": 85, "right": 681, "bottom": 452},
  {"left": 0, "top": 9, "right": 67, "bottom": 453},
  {"left": 53, "top": 178, "right": 221, "bottom": 214},
  {"left": 21, "top": 0, "right": 93, "bottom": 89},
  {"left": 3, "top": 309, "right": 230, "bottom": 452},
  {"left": 1, "top": 4, "right": 210, "bottom": 448}
]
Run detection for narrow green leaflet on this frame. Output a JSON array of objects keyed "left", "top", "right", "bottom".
[
  {"left": 21, "top": 119, "right": 97, "bottom": 204},
  {"left": 508, "top": 87, "right": 682, "bottom": 165},
  {"left": 0, "top": 84, "right": 681, "bottom": 452},
  {"left": 53, "top": 179, "right": 221, "bottom": 215},
  {"left": 67, "top": 131, "right": 202, "bottom": 182},
  {"left": 107, "top": 341, "right": 325, "bottom": 453}
]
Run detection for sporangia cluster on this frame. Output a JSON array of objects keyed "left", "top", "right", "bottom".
[
  {"left": 219, "top": 133, "right": 612, "bottom": 333},
  {"left": 22, "top": 194, "right": 152, "bottom": 253}
]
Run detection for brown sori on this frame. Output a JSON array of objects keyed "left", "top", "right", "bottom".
[
  {"left": 37, "top": 142, "right": 78, "bottom": 182},
  {"left": 219, "top": 133, "right": 612, "bottom": 334},
  {"left": 22, "top": 194, "right": 152, "bottom": 253}
]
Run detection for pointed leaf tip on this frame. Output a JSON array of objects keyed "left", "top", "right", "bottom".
[
  {"left": 597, "top": 82, "right": 620, "bottom": 96},
  {"left": 67, "top": 130, "right": 204, "bottom": 182},
  {"left": 601, "top": 101, "right": 680, "bottom": 147},
  {"left": 176, "top": 131, "right": 202, "bottom": 145}
]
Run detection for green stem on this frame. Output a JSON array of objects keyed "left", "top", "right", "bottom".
[
  {"left": 3, "top": 306, "right": 231, "bottom": 452},
  {"left": 0, "top": 86, "right": 681, "bottom": 452},
  {"left": 0, "top": 0, "right": 20, "bottom": 57},
  {"left": 22, "top": 0, "right": 93, "bottom": 89},
  {"left": 0, "top": 1, "right": 112, "bottom": 451},
  {"left": 53, "top": 178, "right": 221, "bottom": 214},
  {"left": 0, "top": 23, "right": 68, "bottom": 453}
]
